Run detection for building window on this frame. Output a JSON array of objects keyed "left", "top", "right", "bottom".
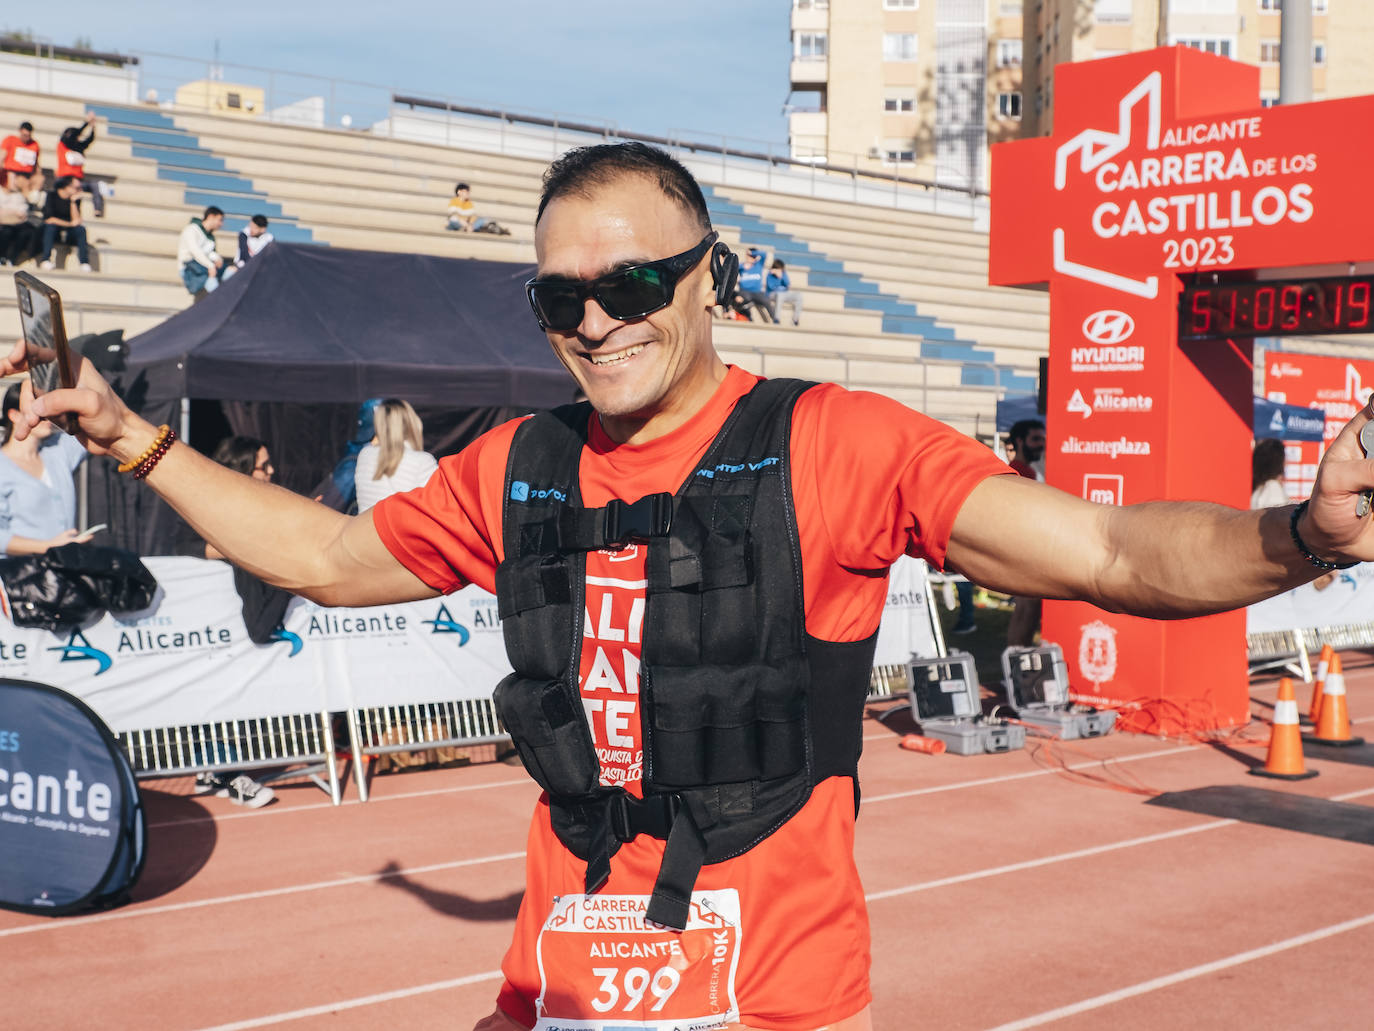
[
  {"left": 794, "top": 0, "right": 828, "bottom": 8},
  {"left": 998, "top": 39, "right": 1023, "bottom": 66},
  {"left": 997, "top": 91, "right": 1023, "bottom": 119},
  {"left": 1260, "top": 96, "right": 1279, "bottom": 107},
  {"left": 1314, "top": 41, "right": 1327, "bottom": 63},
  {"left": 883, "top": 33, "right": 919, "bottom": 61},
  {"left": 225, "top": 92, "right": 242, "bottom": 109},
  {"left": 795, "top": 32, "right": 828, "bottom": 60},
  {"left": 1260, "top": 40, "right": 1280, "bottom": 63},
  {"left": 884, "top": 149, "right": 916, "bottom": 163},
  {"left": 883, "top": 0, "right": 918, "bottom": 7},
  {"left": 1259, "top": 0, "right": 1280, "bottom": 10},
  {"left": 1314, "top": 0, "right": 1327, "bottom": 11},
  {"left": 884, "top": 95, "right": 917, "bottom": 112},
  {"left": 999, "top": 2, "right": 1023, "bottom": 13},
  {"left": 1174, "top": 36, "right": 1233, "bottom": 57},
  {"left": 1095, "top": 0, "right": 1132, "bottom": 22}
]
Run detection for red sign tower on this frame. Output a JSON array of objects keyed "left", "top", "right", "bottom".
[{"left": 990, "top": 47, "right": 1374, "bottom": 733}]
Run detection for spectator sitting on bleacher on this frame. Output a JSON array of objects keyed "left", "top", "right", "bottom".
[
  {"left": 735, "top": 246, "right": 775, "bottom": 322},
  {"left": 37, "top": 177, "right": 92, "bottom": 272},
  {"left": 1, "top": 121, "right": 39, "bottom": 188},
  {"left": 0, "top": 174, "right": 33, "bottom": 266},
  {"left": 178, "top": 206, "right": 235, "bottom": 298},
  {"left": 766, "top": 258, "right": 802, "bottom": 327},
  {"left": 56, "top": 113, "right": 106, "bottom": 219},
  {"left": 236, "top": 214, "right": 274, "bottom": 268},
  {"left": 446, "top": 182, "right": 511, "bottom": 235}
]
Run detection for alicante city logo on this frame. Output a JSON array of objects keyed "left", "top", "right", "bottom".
[
  {"left": 422, "top": 603, "right": 471, "bottom": 645},
  {"left": 47, "top": 630, "right": 113, "bottom": 675}
]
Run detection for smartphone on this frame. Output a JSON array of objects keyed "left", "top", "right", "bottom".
[
  {"left": 14, "top": 271, "right": 79, "bottom": 434},
  {"left": 78, "top": 523, "right": 108, "bottom": 538}
]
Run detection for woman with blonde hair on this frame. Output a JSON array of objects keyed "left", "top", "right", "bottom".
[{"left": 353, "top": 398, "right": 438, "bottom": 511}]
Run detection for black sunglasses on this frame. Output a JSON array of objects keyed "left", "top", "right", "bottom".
[{"left": 525, "top": 231, "right": 718, "bottom": 331}]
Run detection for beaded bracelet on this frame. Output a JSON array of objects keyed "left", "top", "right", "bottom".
[
  {"left": 131, "top": 427, "right": 177, "bottom": 480},
  {"left": 116, "top": 424, "right": 172, "bottom": 475},
  {"left": 1289, "top": 500, "right": 1358, "bottom": 571}
]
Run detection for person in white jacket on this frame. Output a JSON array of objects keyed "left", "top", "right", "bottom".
[
  {"left": 177, "top": 205, "right": 234, "bottom": 298},
  {"left": 354, "top": 399, "right": 438, "bottom": 512}
]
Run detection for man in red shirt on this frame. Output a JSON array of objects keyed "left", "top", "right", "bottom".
[
  {"left": 1007, "top": 418, "right": 1045, "bottom": 481},
  {"left": 1, "top": 121, "right": 40, "bottom": 188},
  {"left": 9, "top": 143, "right": 1374, "bottom": 1031}
]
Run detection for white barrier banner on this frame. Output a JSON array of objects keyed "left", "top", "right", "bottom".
[
  {"left": 873, "top": 556, "right": 939, "bottom": 665},
  {"left": 1246, "top": 563, "right": 1374, "bottom": 635},
  {"left": 1, "top": 555, "right": 940, "bottom": 734}
]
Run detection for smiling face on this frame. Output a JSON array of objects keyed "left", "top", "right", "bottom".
[{"left": 534, "top": 174, "right": 726, "bottom": 445}]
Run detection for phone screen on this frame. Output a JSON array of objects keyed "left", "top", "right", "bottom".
[{"left": 15, "top": 273, "right": 78, "bottom": 433}]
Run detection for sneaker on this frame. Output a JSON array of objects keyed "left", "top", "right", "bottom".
[
  {"left": 224, "top": 775, "right": 275, "bottom": 808},
  {"left": 194, "top": 771, "right": 229, "bottom": 796},
  {"left": 39, "top": 260, "right": 54, "bottom": 270},
  {"left": 951, "top": 623, "right": 978, "bottom": 635},
  {"left": 79, "top": 262, "right": 92, "bottom": 272}
]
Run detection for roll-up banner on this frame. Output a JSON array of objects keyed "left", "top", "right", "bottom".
[{"left": 0, "top": 679, "right": 146, "bottom": 915}]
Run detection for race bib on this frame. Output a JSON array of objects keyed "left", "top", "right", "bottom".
[
  {"left": 65, "top": 151, "right": 84, "bottom": 167},
  {"left": 13, "top": 149, "right": 36, "bottom": 167},
  {"left": 534, "top": 890, "right": 742, "bottom": 1030}
]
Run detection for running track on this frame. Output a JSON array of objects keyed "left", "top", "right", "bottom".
[{"left": 4, "top": 664, "right": 1372, "bottom": 1030}]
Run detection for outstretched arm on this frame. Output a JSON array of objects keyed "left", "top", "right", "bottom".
[
  {"left": 4, "top": 341, "right": 438, "bottom": 608},
  {"left": 946, "top": 398, "right": 1374, "bottom": 618}
]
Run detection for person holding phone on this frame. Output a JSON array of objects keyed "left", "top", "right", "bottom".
[{"left": 0, "top": 381, "right": 91, "bottom": 555}]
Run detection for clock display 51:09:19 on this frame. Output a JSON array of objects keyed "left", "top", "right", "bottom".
[{"left": 1182, "top": 277, "right": 1374, "bottom": 339}]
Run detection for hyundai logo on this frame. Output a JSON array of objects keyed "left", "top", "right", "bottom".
[{"left": 1081, "top": 310, "right": 1135, "bottom": 345}]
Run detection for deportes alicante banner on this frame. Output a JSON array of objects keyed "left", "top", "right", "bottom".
[
  {"left": 0, "top": 679, "right": 145, "bottom": 915},
  {"left": 0, "top": 557, "right": 941, "bottom": 735}
]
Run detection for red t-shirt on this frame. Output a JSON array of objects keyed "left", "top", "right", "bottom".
[
  {"left": 374, "top": 367, "right": 1010, "bottom": 1028},
  {"left": 55, "top": 141, "right": 86, "bottom": 179},
  {"left": 1, "top": 135, "right": 39, "bottom": 174}
]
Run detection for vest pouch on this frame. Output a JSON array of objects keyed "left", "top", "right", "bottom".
[
  {"left": 645, "top": 660, "right": 807, "bottom": 788},
  {"left": 492, "top": 674, "right": 601, "bottom": 796}
]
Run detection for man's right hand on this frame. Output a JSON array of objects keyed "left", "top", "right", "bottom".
[
  {"left": 46, "top": 529, "right": 81, "bottom": 550},
  {"left": 2, "top": 339, "right": 156, "bottom": 465}
]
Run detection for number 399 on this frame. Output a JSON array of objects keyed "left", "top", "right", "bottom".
[{"left": 590, "top": 965, "right": 683, "bottom": 1013}]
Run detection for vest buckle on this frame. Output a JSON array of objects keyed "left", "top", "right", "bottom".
[
  {"left": 603, "top": 493, "right": 673, "bottom": 549},
  {"left": 608, "top": 791, "right": 683, "bottom": 842}
]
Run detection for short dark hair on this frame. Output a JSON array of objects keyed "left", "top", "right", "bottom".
[
  {"left": 1008, "top": 419, "right": 1046, "bottom": 446},
  {"left": 0, "top": 382, "right": 21, "bottom": 443},
  {"left": 455, "top": 182, "right": 470, "bottom": 193},
  {"left": 203, "top": 205, "right": 225, "bottom": 219},
  {"left": 536, "top": 142, "right": 711, "bottom": 232},
  {"left": 53, "top": 176, "right": 75, "bottom": 192},
  {"left": 771, "top": 259, "right": 785, "bottom": 269},
  {"left": 212, "top": 435, "right": 268, "bottom": 477},
  {"left": 19, "top": 121, "right": 32, "bottom": 132},
  {"left": 1252, "top": 437, "right": 1286, "bottom": 491},
  {"left": 250, "top": 214, "right": 268, "bottom": 228}
]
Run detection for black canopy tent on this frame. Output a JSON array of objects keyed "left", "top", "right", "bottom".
[{"left": 94, "top": 243, "right": 572, "bottom": 554}]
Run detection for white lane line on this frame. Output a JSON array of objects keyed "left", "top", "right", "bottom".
[
  {"left": 0, "top": 851, "right": 526, "bottom": 938},
  {"left": 148, "top": 777, "right": 534, "bottom": 829},
  {"left": 863, "top": 744, "right": 1198, "bottom": 804},
  {"left": 863, "top": 820, "right": 1234, "bottom": 902},
  {"left": 190, "top": 970, "right": 506, "bottom": 1031},
  {"left": 984, "top": 911, "right": 1374, "bottom": 1031},
  {"left": 867, "top": 782, "right": 1374, "bottom": 904}
]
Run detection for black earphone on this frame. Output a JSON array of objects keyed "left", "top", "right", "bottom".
[{"left": 710, "top": 242, "right": 739, "bottom": 307}]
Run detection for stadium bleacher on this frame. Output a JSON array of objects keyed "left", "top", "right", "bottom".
[{"left": 0, "top": 82, "right": 1049, "bottom": 435}]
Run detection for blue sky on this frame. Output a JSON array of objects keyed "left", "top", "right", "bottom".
[{"left": 7, "top": 2, "right": 795, "bottom": 146}]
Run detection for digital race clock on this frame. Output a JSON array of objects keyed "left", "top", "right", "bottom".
[{"left": 1179, "top": 274, "right": 1374, "bottom": 340}]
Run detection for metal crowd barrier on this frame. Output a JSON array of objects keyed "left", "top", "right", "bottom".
[
  {"left": 344, "top": 699, "right": 509, "bottom": 802},
  {"left": 1247, "top": 621, "right": 1374, "bottom": 683},
  {"left": 117, "top": 711, "right": 342, "bottom": 804}
]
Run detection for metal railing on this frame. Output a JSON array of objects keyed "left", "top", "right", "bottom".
[{"left": 2, "top": 44, "right": 987, "bottom": 216}]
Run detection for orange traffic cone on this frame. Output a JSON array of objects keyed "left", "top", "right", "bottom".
[
  {"left": 1308, "top": 654, "right": 1366, "bottom": 747},
  {"left": 1306, "top": 644, "right": 1333, "bottom": 725},
  {"left": 1250, "top": 678, "right": 1318, "bottom": 780}
]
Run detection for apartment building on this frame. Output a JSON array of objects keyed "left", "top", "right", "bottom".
[
  {"left": 1024, "top": 0, "right": 1374, "bottom": 138},
  {"left": 786, "top": 0, "right": 1026, "bottom": 191}
]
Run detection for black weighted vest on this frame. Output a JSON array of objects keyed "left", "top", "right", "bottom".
[{"left": 492, "top": 378, "right": 876, "bottom": 930}]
